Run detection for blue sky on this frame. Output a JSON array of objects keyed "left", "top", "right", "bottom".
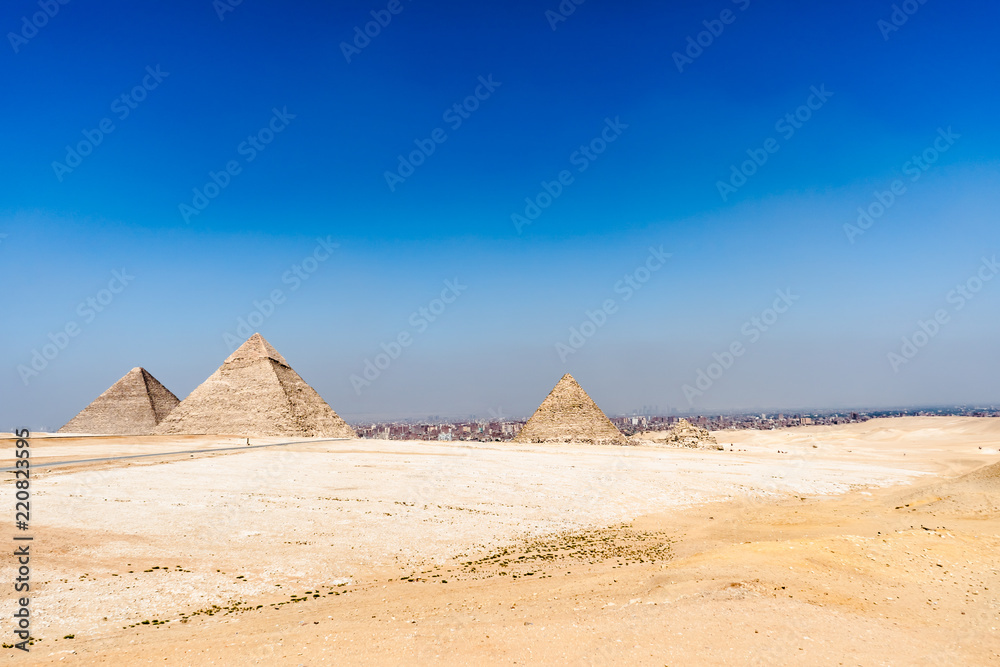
[{"left": 3, "top": 0, "right": 999, "bottom": 428}]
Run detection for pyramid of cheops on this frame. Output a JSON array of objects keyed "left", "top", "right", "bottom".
[
  {"left": 513, "top": 373, "right": 625, "bottom": 444},
  {"left": 153, "top": 333, "right": 356, "bottom": 438},
  {"left": 59, "top": 367, "right": 180, "bottom": 435}
]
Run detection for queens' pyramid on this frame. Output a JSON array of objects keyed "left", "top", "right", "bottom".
[
  {"left": 513, "top": 373, "right": 625, "bottom": 444},
  {"left": 153, "top": 333, "right": 356, "bottom": 438},
  {"left": 59, "top": 367, "right": 180, "bottom": 435}
]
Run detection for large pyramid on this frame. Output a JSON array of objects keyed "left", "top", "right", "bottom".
[
  {"left": 153, "top": 333, "right": 356, "bottom": 438},
  {"left": 59, "top": 367, "right": 180, "bottom": 435},
  {"left": 512, "top": 373, "right": 625, "bottom": 445}
]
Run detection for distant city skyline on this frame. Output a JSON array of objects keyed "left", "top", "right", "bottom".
[
  {"left": 346, "top": 406, "right": 1000, "bottom": 443},
  {"left": 347, "top": 404, "right": 1000, "bottom": 426}
]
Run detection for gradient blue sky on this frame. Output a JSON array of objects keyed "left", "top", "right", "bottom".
[{"left": 3, "top": 0, "right": 999, "bottom": 428}]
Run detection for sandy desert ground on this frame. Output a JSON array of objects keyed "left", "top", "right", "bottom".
[{"left": 2, "top": 417, "right": 999, "bottom": 665}]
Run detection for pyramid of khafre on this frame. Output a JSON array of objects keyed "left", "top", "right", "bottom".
[
  {"left": 153, "top": 333, "right": 356, "bottom": 438},
  {"left": 59, "top": 367, "right": 180, "bottom": 435},
  {"left": 512, "top": 373, "right": 625, "bottom": 445}
]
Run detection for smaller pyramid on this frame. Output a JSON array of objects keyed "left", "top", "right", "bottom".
[
  {"left": 513, "top": 373, "right": 625, "bottom": 444},
  {"left": 153, "top": 333, "right": 356, "bottom": 438},
  {"left": 59, "top": 367, "right": 180, "bottom": 435}
]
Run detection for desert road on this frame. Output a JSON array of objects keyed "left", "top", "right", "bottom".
[{"left": 0, "top": 436, "right": 353, "bottom": 472}]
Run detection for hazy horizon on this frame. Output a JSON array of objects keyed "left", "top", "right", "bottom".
[{"left": 3, "top": 0, "right": 999, "bottom": 430}]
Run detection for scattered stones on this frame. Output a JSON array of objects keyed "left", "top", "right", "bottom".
[{"left": 635, "top": 418, "right": 722, "bottom": 450}]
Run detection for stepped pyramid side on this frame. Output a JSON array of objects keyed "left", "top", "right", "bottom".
[
  {"left": 269, "top": 363, "right": 356, "bottom": 435},
  {"left": 153, "top": 333, "right": 356, "bottom": 438},
  {"left": 59, "top": 367, "right": 180, "bottom": 435},
  {"left": 512, "top": 373, "right": 625, "bottom": 444}
]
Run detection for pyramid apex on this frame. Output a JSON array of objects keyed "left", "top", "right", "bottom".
[
  {"left": 225, "top": 333, "right": 288, "bottom": 366},
  {"left": 555, "top": 373, "right": 581, "bottom": 388},
  {"left": 127, "top": 367, "right": 154, "bottom": 382}
]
